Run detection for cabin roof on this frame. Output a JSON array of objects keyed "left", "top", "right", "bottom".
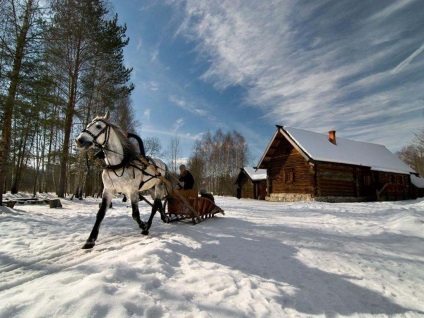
[
  {"left": 411, "top": 175, "right": 424, "bottom": 188},
  {"left": 257, "top": 126, "right": 416, "bottom": 175},
  {"left": 244, "top": 167, "right": 267, "bottom": 181},
  {"left": 235, "top": 167, "right": 267, "bottom": 184}
]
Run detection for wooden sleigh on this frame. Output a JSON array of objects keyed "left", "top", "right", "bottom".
[
  {"left": 140, "top": 189, "right": 225, "bottom": 224},
  {"left": 165, "top": 189, "right": 225, "bottom": 223},
  {"left": 129, "top": 134, "right": 225, "bottom": 224}
]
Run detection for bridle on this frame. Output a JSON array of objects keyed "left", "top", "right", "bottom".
[
  {"left": 81, "top": 118, "right": 166, "bottom": 188},
  {"left": 82, "top": 119, "right": 111, "bottom": 149},
  {"left": 82, "top": 119, "right": 141, "bottom": 174}
]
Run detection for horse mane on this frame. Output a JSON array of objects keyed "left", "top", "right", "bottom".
[{"left": 100, "top": 118, "right": 140, "bottom": 160}]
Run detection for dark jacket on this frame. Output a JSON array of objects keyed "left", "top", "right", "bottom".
[{"left": 179, "top": 170, "right": 194, "bottom": 190}]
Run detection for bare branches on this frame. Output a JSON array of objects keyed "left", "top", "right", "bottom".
[{"left": 188, "top": 130, "right": 250, "bottom": 195}]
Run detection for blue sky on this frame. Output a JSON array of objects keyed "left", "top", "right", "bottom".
[{"left": 110, "top": 0, "right": 424, "bottom": 165}]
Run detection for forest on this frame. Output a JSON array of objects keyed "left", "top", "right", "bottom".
[
  {"left": 0, "top": 0, "right": 250, "bottom": 201},
  {"left": 0, "top": 0, "right": 140, "bottom": 202}
]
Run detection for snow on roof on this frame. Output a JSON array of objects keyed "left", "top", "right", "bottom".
[
  {"left": 244, "top": 167, "right": 267, "bottom": 181},
  {"left": 411, "top": 175, "right": 424, "bottom": 188},
  {"left": 282, "top": 127, "right": 415, "bottom": 174}
]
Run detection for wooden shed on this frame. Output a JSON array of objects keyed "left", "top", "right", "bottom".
[
  {"left": 235, "top": 167, "right": 267, "bottom": 200},
  {"left": 257, "top": 125, "right": 416, "bottom": 202}
]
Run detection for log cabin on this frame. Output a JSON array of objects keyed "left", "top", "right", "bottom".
[
  {"left": 235, "top": 167, "right": 267, "bottom": 200},
  {"left": 256, "top": 125, "right": 417, "bottom": 202}
]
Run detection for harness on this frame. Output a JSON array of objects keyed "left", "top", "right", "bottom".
[{"left": 83, "top": 118, "right": 164, "bottom": 190}]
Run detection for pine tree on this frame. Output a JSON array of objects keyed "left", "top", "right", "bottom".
[{"left": 0, "top": 0, "right": 42, "bottom": 202}]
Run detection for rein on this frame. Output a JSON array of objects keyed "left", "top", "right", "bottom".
[{"left": 84, "top": 119, "right": 160, "bottom": 181}]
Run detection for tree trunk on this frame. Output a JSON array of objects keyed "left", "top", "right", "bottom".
[
  {"left": 0, "top": 0, "right": 34, "bottom": 203},
  {"left": 57, "top": 41, "right": 81, "bottom": 198}
]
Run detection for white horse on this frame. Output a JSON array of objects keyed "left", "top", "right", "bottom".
[{"left": 75, "top": 112, "right": 170, "bottom": 249}]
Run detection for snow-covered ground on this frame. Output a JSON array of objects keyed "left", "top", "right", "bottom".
[{"left": 1, "top": 196, "right": 423, "bottom": 317}]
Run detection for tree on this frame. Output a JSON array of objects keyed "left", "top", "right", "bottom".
[
  {"left": 166, "top": 135, "right": 181, "bottom": 174},
  {"left": 0, "top": 0, "right": 41, "bottom": 202},
  {"left": 188, "top": 129, "right": 250, "bottom": 195},
  {"left": 397, "top": 128, "right": 424, "bottom": 176},
  {"left": 0, "top": 0, "right": 135, "bottom": 198},
  {"left": 144, "top": 137, "right": 163, "bottom": 158},
  {"left": 47, "top": 0, "right": 133, "bottom": 197}
]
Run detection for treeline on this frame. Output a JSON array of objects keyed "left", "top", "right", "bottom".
[
  {"left": 397, "top": 128, "right": 424, "bottom": 177},
  {"left": 0, "top": 0, "right": 135, "bottom": 202},
  {"left": 187, "top": 130, "right": 250, "bottom": 196}
]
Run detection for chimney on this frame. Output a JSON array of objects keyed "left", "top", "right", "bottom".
[{"left": 328, "top": 130, "right": 336, "bottom": 145}]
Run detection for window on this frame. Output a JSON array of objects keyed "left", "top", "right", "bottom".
[
  {"left": 284, "top": 168, "right": 294, "bottom": 183},
  {"left": 389, "top": 175, "right": 395, "bottom": 183},
  {"left": 363, "top": 175, "right": 372, "bottom": 186}
]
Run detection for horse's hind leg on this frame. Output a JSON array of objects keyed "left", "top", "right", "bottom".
[
  {"left": 82, "top": 190, "right": 112, "bottom": 249},
  {"left": 142, "top": 198, "right": 162, "bottom": 235},
  {"left": 131, "top": 192, "right": 146, "bottom": 231}
]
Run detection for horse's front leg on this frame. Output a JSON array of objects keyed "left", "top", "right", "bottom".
[
  {"left": 141, "top": 198, "right": 162, "bottom": 235},
  {"left": 82, "top": 190, "right": 113, "bottom": 249},
  {"left": 130, "top": 192, "right": 146, "bottom": 231}
]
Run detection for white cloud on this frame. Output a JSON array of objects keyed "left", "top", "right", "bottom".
[
  {"left": 169, "top": 0, "right": 424, "bottom": 150},
  {"left": 173, "top": 118, "right": 184, "bottom": 133},
  {"left": 169, "top": 95, "right": 209, "bottom": 117},
  {"left": 391, "top": 42, "right": 424, "bottom": 74},
  {"left": 151, "top": 48, "right": 159, "bottom": 62},
  {"left": 143, "top": 108, "right": 151, "bottom": 121},
  {"left": 369, "top": 0, "right": 415, "bottom": 21},
  {"left": 141, "top": 81, "right": 160, "bottom": 91}
]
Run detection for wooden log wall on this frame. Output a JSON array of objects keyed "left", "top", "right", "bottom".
[
  {"left": 268, "top": 138, "right": 314, "bottom": 195},
  {"left": 238, "top": 173, "right": 255, "bottom": 199},
  {"left": 374, "top": 172, "right": 411, "bottom": 201},
  {"left": 316, "top": 163, "right": 356, "bottom": 197}
]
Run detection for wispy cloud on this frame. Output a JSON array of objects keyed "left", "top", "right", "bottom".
[
  {"left": 168, "top": 0, "right": 424, "bottom": 150},
  {"left": 172, "top": 118, "right": 184, "bottom": 133},
  {"left": 391, "top": 42, "right": 424, "bottom": 74},
  {"left": 151, "top": 47, "right": 159, "bottom": 63},
  {"left": 169, "top": 95, "right": 209, "bottom": 117},
  {"left": 143, "top": 108, "right": 151, "bottom": 121},
  {"left": 141, "top": 81, "right": 160, "bottom": 91},
  {"left": 141, "top": 125, "right": 201, "bottom": 140},
  {"left": 136, "top": 38, "right": 142, "bottom": 51}
]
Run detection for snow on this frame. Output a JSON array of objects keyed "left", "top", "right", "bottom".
[
  {"left": 411, "top": 174, "right": 424, "bottom": 188},
  {"left": 243, "top": 167, "right": 267, "bottom": 181},
  {"left": 283, "top": 127, "right": 415, "bottom": 174},
  {"left": 1, "top": 196, "right": 424, "bottom": 317}
]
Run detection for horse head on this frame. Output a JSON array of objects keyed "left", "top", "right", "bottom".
[{"left": 75, "top": 111, "right": 110, "bottom": 151}]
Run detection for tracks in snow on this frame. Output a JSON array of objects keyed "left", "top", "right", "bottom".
[{"left": 0, "top": 232, "right": 153, "bottom": 292}]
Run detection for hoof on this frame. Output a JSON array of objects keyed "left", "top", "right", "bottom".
[
  {"left": 141, "top": 230, "right": 149, "bottom": 235},
  {"left": 82, "top": 241, "right": 95, "bottom": 249}
]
